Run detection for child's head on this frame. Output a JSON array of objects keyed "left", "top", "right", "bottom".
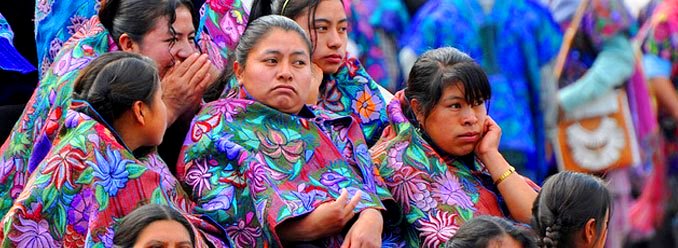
[
  {"left": 446, "top": 215, "right": 537, "bottom": 248},
  {"left": 531, "top": 172, "right": 611, "bottom": 248},
  {"left": 73, "top": 52, "right": 167, "bottom": 150},
  {"left": 114, "top": 204, "right": 194, "bottom": 248}
]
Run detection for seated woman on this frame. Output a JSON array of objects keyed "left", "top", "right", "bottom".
[
  {"left": 0, "top": 52, "right": 225, "bottom": 247},
  {"left": 370, "top": 47, "right": 539, "bottom": 248},
  {"left": 531, "top": 171, "right": 611, "bottom": 248},
  {"left": 0, "top": 0, "right": 214, "bottom": 217},
  {"left": 114, "top": 204, "right": 195, "bottom": 248},
  {"left": 178, "top": 15, "right": 392, "bottom": 247},
  {"left": 445, "top": 215, "right": 537, "bottom": 248},
  {"left": 206, "top": 0, "right": 389, "bottom": 146}
]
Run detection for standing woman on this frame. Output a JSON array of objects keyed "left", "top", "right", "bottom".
[
  {"left": 371, "top": 47, "right": 539, "bottom": 248},
  {"left": 0, "top": 0, "right": 213, "bottom": 217}
]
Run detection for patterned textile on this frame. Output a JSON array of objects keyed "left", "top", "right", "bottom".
[
  {"left": 221, "top": 58, "right": 389, "bottom": 147},
  {"left": 0, "top": 16, "right": 114, "bottom": 219},
  {"left": 196, "top": 0, "right": 249, "bottom": 68},
  {"left": 34, "top": 0, "right": 100, "bottom": 77},
  {"left": 0, "top": 13, "right": 36, "bottom": 73},
  {"left": 177, "top": 86, "right": 392, "bottom": 247},
  {"left": 399, "top": 0, "right": 562, "bottom": 181},
  {"left": 370, "top": 91, "right": 539, "bottom": 248},
  {"left": 349, "top": 0, "right": 409, "bottom": 92},
  {"left": 0, "top": 102, "right": 227, "bottom": 247}
]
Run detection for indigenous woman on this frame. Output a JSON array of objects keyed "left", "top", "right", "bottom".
[
  {"left": 398, "top": 0, "right": 563, "bottom": 182},
  {"left": 178, "top": 15, "right": 392, "bottom": 247},
  {"left": 203, "top": 0, "right": 389, "bottom": 146},
  {"left": 641, "top": 0, "right": 678, "bottom": 244},
  {"left": 371, "top": 47, "right": 539, "bottom": 248},
  {"left": 0, "top": 0, "right": 213, "bottom": 217},
  {"left": 544, "top": 1, "right": 637, "bottom": 246},
  {"left": 0, "top": 52, "right": 226, "bottom": 247}
]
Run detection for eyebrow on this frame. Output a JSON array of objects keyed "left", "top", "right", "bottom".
[
  {"left": 262, "top": 50, "right": 309, "bottom": 56},
  {"left": 171, "top": 30, "right": 196, "bottom": 37},
  {"left": 442, "top": 96, "right": 464, "bottom": 101},
  {"left": 314, "top": 18, "right": 348, "bottom": 24}
]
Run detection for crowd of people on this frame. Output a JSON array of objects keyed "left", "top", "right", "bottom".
[{"left": 0, "top": 0, "right": 675, "bottom": 247}]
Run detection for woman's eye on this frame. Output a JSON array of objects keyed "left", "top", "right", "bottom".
[
  {"left": 450, "top": 103, "right": 462, "bottom": 109},
  {"left": 315, "top": 26, "right": 329, "bottom": 32},
  {"left": 339, "top": 26, "right": 348, "bottom": 33},
  {"left": 264, "top": 58, "right": 278, "bottom": 64},
  {"left": 293, "top": 60, "right": 307, "bottom": 65}
]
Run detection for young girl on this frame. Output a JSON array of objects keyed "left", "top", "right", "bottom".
[
  {"left": 531, "top": 171, "right": 611, "bottom": 248},
  {"left": 114, "top": 204, "right": 195, "bottom": 248},
  {"left": 1, "top": 52, "right": 225, "bottom": 247}
]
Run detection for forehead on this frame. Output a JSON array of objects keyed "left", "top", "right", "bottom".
[
  {"left": 299, "top": 0, "right": 347, "bottom": 21},
  {"left": 249, "top": 29, "right": 310, "bottom": 55},
  {"left": 146, "top": 6, "right": 195, "bottom": 35}
]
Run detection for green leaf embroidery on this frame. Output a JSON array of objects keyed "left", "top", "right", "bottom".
[
  {"left": 76, "top": 167, "right": 95, "bottom": 184},
  {"left": 95, "top": 184, "right": 109, "bottom": 211},
  {"left": 126, "top": 164, "right": 146, "bottom": 179}
]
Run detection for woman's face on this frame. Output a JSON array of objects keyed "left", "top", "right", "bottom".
[
  {"left": 293, "top": 0, "right": 348, "bottom": 74},
  {"left": 143, "top": 85, "right": 168, "bottom": 147},
  {"left": 235, "top": 29, "right": 312, "bottom": 114},
  {"left": 134, "top": 6, "right": 197, "bottom": 77},
  {"left": 133, "top": 220, "right": 192, "bottom": 248},
  {"left": 414, "top": 83, "right": 487, "bottom": 156}
]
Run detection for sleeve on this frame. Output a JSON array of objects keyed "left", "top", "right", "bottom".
[
  {"left": 641, "top": 4, "right": 677, "bottom": 70},
  {"left": 558, "top": 34, "right": 635, "bottom": 112},
  {"left": 643, "top": 54, "right": 672, "bottom": 79}
]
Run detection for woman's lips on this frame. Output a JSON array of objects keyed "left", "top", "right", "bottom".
[
  {"left": 457, "top": 132, "right": 480, "bottom": 143},
  {"left": 323, "top": 54, "right": 343, "bottom": 64}
]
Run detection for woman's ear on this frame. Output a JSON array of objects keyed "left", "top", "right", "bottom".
[
  {"left": 233, "top": 61, "right": 243, "bottom": 85},
  {"left": 582, "top": 218, "right": 597, "bottom": 245},
  {"left": 131, "top": 101, "right": 147, "bottom": 126},
  {"left": 410, "top": 98, "right": 425, "bottom": 125},
  {"left": 118, "top": 33, "right": 139, "bottom": 53}
]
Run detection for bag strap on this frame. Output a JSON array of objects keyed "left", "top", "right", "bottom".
[{"left": 553, "top": 0, "right": 591, "bottom": 81}]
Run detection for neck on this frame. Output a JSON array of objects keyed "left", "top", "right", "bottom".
[{"left": 113, "top": 118, "right": 143, "bottom": 152}]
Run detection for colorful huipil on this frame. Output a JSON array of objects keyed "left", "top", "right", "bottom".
[
  {"left": 349, "top": 0, "right": 410, "bottom": 92},
  {"left": 0, "top": 102, "right": 227, "bottom": 247},
  {"left": 0, "top": 16, "right": 114, "bottom": 219},
  {"left": 220, "top": 58, "right": 389, "bottom": 147},
  {"left": 196, "top": 0, "right": 250, "bottom": 68},
  {"left": 177, "top": 86, "right": 393, "bottom": 247},
  {"left": 370, "top": 91, "right": 540, "bottom": 248},
  {"left": 399, "top": 0, "right": 562, "bottom": 182},
  {"left": 34, "top": 0, "right": 100, "bottom": 76}
]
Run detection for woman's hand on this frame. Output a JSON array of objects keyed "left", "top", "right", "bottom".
[
  {"left": 306, "top": 63, "right": 324, "bottom": 105},
  {"left": 161, "top": 53, "right": 212, "bottom": 124},
  {"left": 341, "top": 208, "right": 383, "bottom": 248},
  {"left": 474, "top": 116, "right": 501, "bottom": 158},
  {"left": 277, "top": 189, "right": 362, "bottom": 242}
]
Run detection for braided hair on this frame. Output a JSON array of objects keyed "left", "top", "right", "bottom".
[{"left": 531, "top": 172, "right": 611, "bottom": 248}]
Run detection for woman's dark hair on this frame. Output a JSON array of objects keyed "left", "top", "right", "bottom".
[
  {"left": 246, "top": 0, "right": 345, "bottom": 53},
  {"left": 235, "top": 15, "right": 312, "bottom": 69},
  {"left": 99, "top": 0, "right": 197, "bottom": 48},
  {"left": 73, "top": 51, "right": 160, "bottom": 125},
  {"left": 531, "top": 172, "right": 612, "bottom": 248},
  {"left": 404, "top": 47, "right": 491, "bottom": 118},
  {"left": 446, "top": 215, "right": 537, "bottom": 248},
  {"left": 113, "top": 204, "right": 195, "bottom": 247}
]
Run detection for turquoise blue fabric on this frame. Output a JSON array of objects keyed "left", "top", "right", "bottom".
[
  {"left": 643, "top": 54, "right": 672, "bottom": 79},
  {"left": 400, "top": 0, "right": 562, "bottom": 181},
  {"left": 559, "top": 34, "right": 635, "bottom": 112},
  {"left": 34, "top": 0, "right": 99, "bottom": 77}
]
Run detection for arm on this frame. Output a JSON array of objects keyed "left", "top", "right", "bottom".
[
  {"left": 643, "top": 54, "right": 678, "bottom": 119},
  {"left": 476, "top": 117, "right": 538, "bottom": 223},
  {"left": 558, "top": 34, "right": 635, "bottom": 112}
]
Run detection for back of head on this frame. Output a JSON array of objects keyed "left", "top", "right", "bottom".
[
  {"left": 405, "top": 47, "right": 491, "bottom": 118},
  {"left": 531, "top": 172, "right": 611, "bottom": 248},
  {"left": 113, "top": 204, "right": 195, "bottom": 247},
  {"left": 446, "top": 215, "right": 537, "bottom": 248},
  {"left": 73, "top": 51, "right": 160, "bottom": 125},
  {"left": 99, "top": 0, "right": 196, "bottom": 46}
]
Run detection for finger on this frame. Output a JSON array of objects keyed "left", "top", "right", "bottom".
[
  {"left": 334, "top": 188, "right": 349, "bottom": 206},
  {"left": 345, "top": 190, "right": 362, "bottom": 212},
  {"left": 191, "top": 60, "right": 212, "bottom": 87},
  {"left": 340, "top": 234, "right": 351, "bottom": 248},
  {"left": 176, "top": 53, "right": 202, "bottom": 77},
  {"left": 181, "top": 54, "right": 209, "bottom": 78}
]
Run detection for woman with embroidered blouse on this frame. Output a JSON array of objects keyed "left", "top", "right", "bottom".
[
  {"left": 371, "top": 47, "right": 539, "bottom": 248},
  {"left": 178, "top": 15, "right": 395, "bottom": 247}
]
